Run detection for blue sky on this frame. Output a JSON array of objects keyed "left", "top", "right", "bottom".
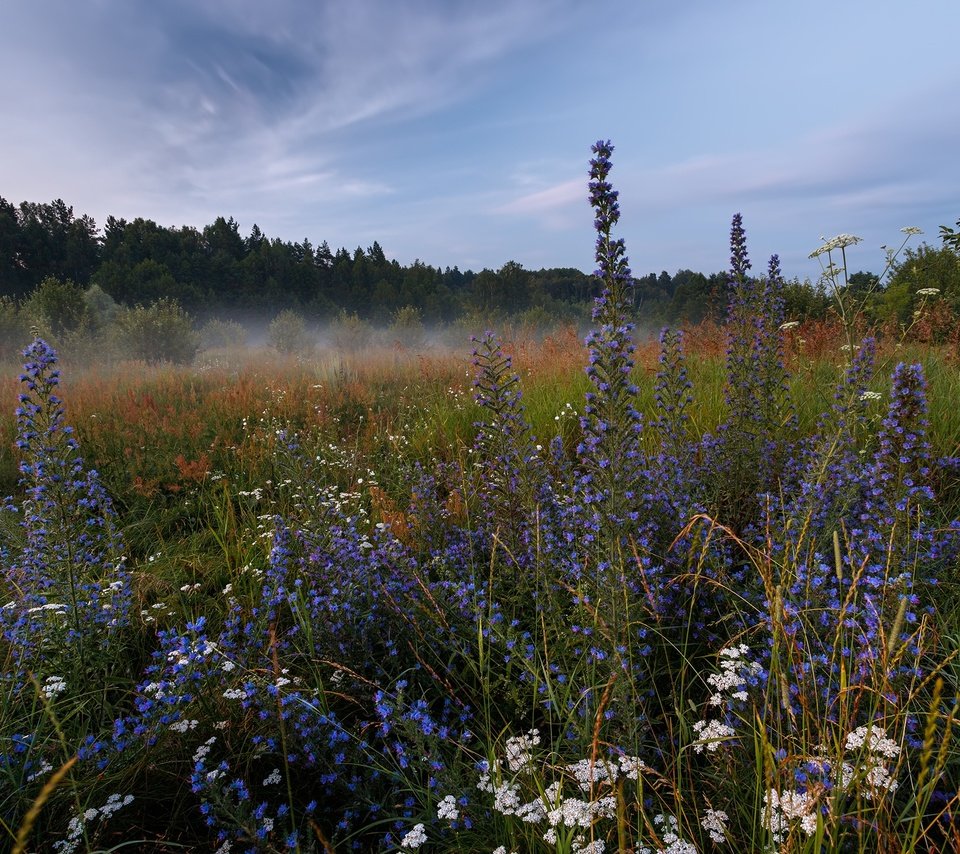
[{"left": 2, "top": 0, "right": 958, "bottom": 282}]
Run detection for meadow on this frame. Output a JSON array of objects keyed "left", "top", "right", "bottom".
[{"left": 2, "top": 142, "right": 960, "bottom": 853}]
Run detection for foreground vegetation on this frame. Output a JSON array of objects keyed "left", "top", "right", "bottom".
[{"left": 2, "top": 143, "right": 960, "bottom": 852}]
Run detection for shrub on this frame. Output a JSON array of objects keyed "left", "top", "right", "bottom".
[
  {"left": 198, "top": 317, "right": 248, "bottom": 351},
  {"left": 82, "top": 283, "right": 119, "bottom": 333},
  {"left": 389, "top": 305, "right": 426, "bottom": 349},
  {"left": 328, "top": 309, "right": 374, "bottom": 352},
  {"left": 110, "top": 298, "right": 199, "bottom": 364},
  {"left": 20, "top": 276, "right": 88, "bottom": 340},
  {"left": 267, "top": 309, "right": 312, "bottom": 354}
]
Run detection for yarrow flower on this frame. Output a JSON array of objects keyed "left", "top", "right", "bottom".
[
  {"left": 844, "top": 724, "right": 900, "bottom": 759},
  {"left": 437, "top": 794, "right": 459, "bottom": 821},
  {"left": 639, "top": 814, "right": 697, "bottom": 854},
  {"left": 400, "top": 823, "right": 427, "bottom": 849},
  {"left": 692, "top": 719, "right": 735, "bottom": 752},
  {"left": 504, "top": 729, "right": 540, "bottom": 772},
  {"left": 916, "top": 287, "right": 940, "bottom": 296},
  {"left": 41, "top": 675, "right": 67, "bottom": 699},
  {"left": 701, "top": 808, "right": 728, "bottom": 844}
]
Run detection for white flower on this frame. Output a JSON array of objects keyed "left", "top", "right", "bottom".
[
  {"left": 26, "top": 760, "right": 54, "bottom": 782},
  {"left": 901, "top": 226, "right": 923, "bottom": 235},
  {"left": 763, "top": 788, "right": 818, "bottom": 843},
  {"left": 917, "top": 287, "right": 941, "bottom": 296},
  {"left": 692, "top": 719, "right": 735, "bottom": 752},
  {"left": 492, "top": 781, "right": 521, "bottom": 815},
  {"left": 169, "top": 718, "right": 198, "bottom": 733},
  {"left": 42, "top": 676, "right": 67, "bottom": 699},
  {"left": 617, "top": 754, "right": 645, "bottom": 780},
  {"left": 859, "top": 391, "right": 882, "bottom": 401},
  {"left": 779, "top": 320, "right": 800, "bottom": 331},
  {"left": 437, "top": 794, "right": 459, "bottom": 821},
  {"left": 566, "top": 757, "right": 616, "bottom": 790},
  {"left": 400, "top": 823, "right": 427, "bottom": 849},
  {"left": 639, "top": 814, "right": 698, "bottom": 854},
  {"left": 263, "top": 768, "right": 282, "bottom": 786},
  {"left": 504, "top": 729, "right": 540, "bottom": 772},
  {"left": 845, "top": 725, "right": 900, "bottom": 759},
  {"left": 192, "top": 736, "right": 216, "bottom": 763},
  {"left": 809, "top": 233, "right": 862, "bottom": 258},
  {"left": 701, "top": 808, "right": 728, "bottom": 844}
]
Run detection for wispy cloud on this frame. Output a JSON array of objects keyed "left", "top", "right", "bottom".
[
  {"left": 0, "top": 0, "right": 565, "bottom": 228},
  {"left": 497, "top": 178, "right": 583, "bottom": 220}
]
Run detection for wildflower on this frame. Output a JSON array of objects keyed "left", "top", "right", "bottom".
[
  {"left": 901, "top": 226, "right": 923, "bottom": 235},
  {"left": 400, "top": 823, "right": 427, "bottom": 849},
  {"left": 701, "top": 808, "right": 728, "bottom": 844},
  {"left": 859, "top": 390, "right": 882, "bottom": 401},
  {"left": 193, "top": 737, "right": 216, "bottom": 763},
  {"left": 41, "top": 675, "right": 67, "bottom": 699},
  {"left": 639, "top": 814, "right": 698, "bottom": 854},
  {"left": 692, "top": 719, "right": 735, "bottom": 752},
  {"left": 504, "top": 729, "right": 540, "bottom": 772},
  {"left": 916, "top": 287, "right": 940, "bottom": 296},
  {"left": 567, "top": 757, "right": 616, "bottom": 790},
  {"left": 809, "top": 233, "right": 863, "bottom": 258},
  {"left": 763, "top": 789, "right": 818, "bottom": 842},
  {"left": 437, "top": 794, "right": 459, "bottom": 820},
  {"left": 779, "top": 320, "right": 800, "bottom": 331},
  {"left": 263, "top": 768, "right": 282, "bottom": 786},
  {"left": 845, "top": 724, "right": 900, "bottom": 758},
  {"left": 617, "top": 755, "right": 645, "bottom": 780}
]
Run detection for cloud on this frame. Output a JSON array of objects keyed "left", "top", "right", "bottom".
[
  {"left": 0, "top": 0, "right": 566, "bottom": 229},
  {"left": 497, "top": 178, "right": 587, "bottom": 215}
]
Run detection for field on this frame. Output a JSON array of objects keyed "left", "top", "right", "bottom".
[{"left": 3, "top": 145, "right": 960, "bottom": 853}]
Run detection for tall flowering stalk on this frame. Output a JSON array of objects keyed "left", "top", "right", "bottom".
[
  {"left": 652, "top": 327, "right": 696, "bottom": 517},
  {"left": 2, "top": 339, "right": 130, "bottom": 687},
  {"left": 471, "top": 331, "right": 543, "bottom": 566},
  {"left": 715, "top": 217, "right": 795, "bottom": 525},
  {"left": 577, "top": 140, "right": 648, "bottom": 540}
]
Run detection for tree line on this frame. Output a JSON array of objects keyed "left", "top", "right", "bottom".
[{"left": 2, "top": 196, "right": 958, "bottom": 330}]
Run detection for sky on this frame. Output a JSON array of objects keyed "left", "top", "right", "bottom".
[{"left": 2, "top": 0, "right": 958, "bottom": 282}]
